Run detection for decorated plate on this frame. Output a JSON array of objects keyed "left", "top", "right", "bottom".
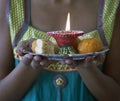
[{"left": 23, "top": 47, "right": 109, "bottom": 60}]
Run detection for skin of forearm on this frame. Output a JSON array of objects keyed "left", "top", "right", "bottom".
[
  {"left": 0, "top": 62, "right": 41, "bottom": 101},
  {"left": 77, "top": 65, "right": 120, "bottom": 101}
]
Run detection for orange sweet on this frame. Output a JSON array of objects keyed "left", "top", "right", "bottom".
[{"left": 77, "top": 38, "right": 103, "bottom": 54}]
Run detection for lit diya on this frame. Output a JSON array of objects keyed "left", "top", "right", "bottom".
[{"left": 47, "top": 12, "right": 84, "bottom": 47}]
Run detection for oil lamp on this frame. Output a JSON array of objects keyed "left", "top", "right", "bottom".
[{"left": 47, "top": 12, "right": 84, "bottom": 47}]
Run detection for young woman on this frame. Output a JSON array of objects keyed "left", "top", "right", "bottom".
[{"left": 0, "top": 0, "right": 120, "bottom": 101}]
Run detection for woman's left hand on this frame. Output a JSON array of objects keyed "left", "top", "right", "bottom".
[{"left": 60, "top": 54, "right": 105, "bottom": 69}]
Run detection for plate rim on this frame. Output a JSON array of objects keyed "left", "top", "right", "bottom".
[{"left": 23, "top": 47, "right": 109, "bottom": 60}]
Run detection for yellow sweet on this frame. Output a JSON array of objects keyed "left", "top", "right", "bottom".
[
  {"left": 31, "top": 39, "right": 55, "bottom": 54},
  {"left": 77, "top": 38, "right": 103, "bottom": 54}
]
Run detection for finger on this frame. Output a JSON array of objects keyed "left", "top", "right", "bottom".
[
  {"left": 95, "top": 54, "right": 105, "bottom": 63},
  {"left": 64, "top": 58, "right": 78, "bottom": 68},
  {"left": 39, "top": 56, "right": 50, "bottom": 67},
  {"left": 21, "top": 54, "right": 33, "bottom": 65},
  {"left": 85, "top": 56, "right": 94, "bottom": 63},
  {"left": 83, "top": 56, "right": 96, "bottom": 67},
  {"left": 17, "top": 47, "right": 26, "bottom": 56},
  {"left": 17, "top": 39, "right": 35, "bottom": 56},
  {"left": 63, "top": 55, "right": 73, "bottom": 65},
  {"left": 31, "top": 56, "right": 42, "bottom": 69},
  {"left": 89, "top": 54, "right": 105, "bottom": 66},
  {"left": 40, "top": 60, "right": 49, "bottom": 67},
  {"left": 65, "top": 58, "right": 74, "bottom": 65},
  {"left": 59, "top": 55, "right": 71, "bottom": 65},
  {"left": 85, "top": 56, "right": 102, "bottom": 66},
  {"left": 16, "top": 41, "right": 27, "bottom": 56}
]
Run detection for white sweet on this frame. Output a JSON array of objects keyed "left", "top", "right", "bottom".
[
  {"left": 34, "top": 39, "right": 55, "bottom": 54},
  {"left": 35, "top": 39, "right": 43, "bottom": 54}
]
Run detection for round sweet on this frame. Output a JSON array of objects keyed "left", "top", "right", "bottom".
[
  {"left": 77, "top": 38, "right": 103, "bottom": 54},
  {"left": 31, "top": 39, "right": 55, "bottom": 54}
]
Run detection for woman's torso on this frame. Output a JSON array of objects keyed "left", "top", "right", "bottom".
[
  {"left": 7, "top": 0, "right": 119, "bottom": 101},
  {"left": 30, "top": 0, "right": 99, "bottom": 32}
]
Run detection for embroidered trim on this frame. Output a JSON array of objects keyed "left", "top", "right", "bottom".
[
  {"left": 44, "top": 68, "right": 77, "bottom": 72},
  {"left": 12, "top": 0, "right": 30, "bottom": 47},
  {"left": 97, "top": 0, "right": 108, "bottom": 46}
]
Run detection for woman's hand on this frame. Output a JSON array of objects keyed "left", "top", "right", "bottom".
[
  {"left": 60, "top": 54, "right": 105, "bottom": 69},
  {"left": 16, "top": 38, "right": 58, "bottom": 69},
  {"left": 20, "top": 54, "right": 55, "bottom": 70},
  {"left": 16, "top": 38, "right": 35, "bottom": 56}
]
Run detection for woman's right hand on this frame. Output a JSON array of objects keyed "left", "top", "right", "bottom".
[
  {"left": 16, "top": 38, "right": 48, "bottom": 69},
  {"left": 20, "top": 54, "right": 53, "bottom": 69},
  {"left": 16, "top": 38, "right": 58, "bottom": 69},
  {"left": 16, "top": 38, "right": 35, "bottom": 56}
]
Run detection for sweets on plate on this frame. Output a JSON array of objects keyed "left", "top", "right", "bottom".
[
  {"left": 77, "top": 38, "right": 103, "bottom": 54},
  {"left": 31, "top": 39, "right": 55, "bottom": 54},
  {"left": 31, "top": 37, "right": 103, "bottom": 55},
  {"left": 58, "top": 45, "right": 77, "bottom": 54}
]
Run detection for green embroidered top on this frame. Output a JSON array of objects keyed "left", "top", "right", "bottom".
[
  {"left": 8, "top": 0, "right": 120, "bottom": 71},
  {"left": 7, "top": 1, "right": 120, "bottom": 101}
]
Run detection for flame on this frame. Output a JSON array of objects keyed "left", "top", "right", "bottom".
[{"left": 65, "top": 12, "right": 70, "bottom": 31}]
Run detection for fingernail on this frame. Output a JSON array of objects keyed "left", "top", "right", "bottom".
[
  {"left": 33, "top": 56, "right": 40, "bottom": 61},
  {"left": 25, "top": 54, "right": 33, "bottom": 59},
  {"left": 40, "top": 62, "right": 45, "bottom": 66}
]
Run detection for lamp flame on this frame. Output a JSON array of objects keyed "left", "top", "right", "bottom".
[{"left": 65, "top": 12, "right": 70, "bottom": 31}]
